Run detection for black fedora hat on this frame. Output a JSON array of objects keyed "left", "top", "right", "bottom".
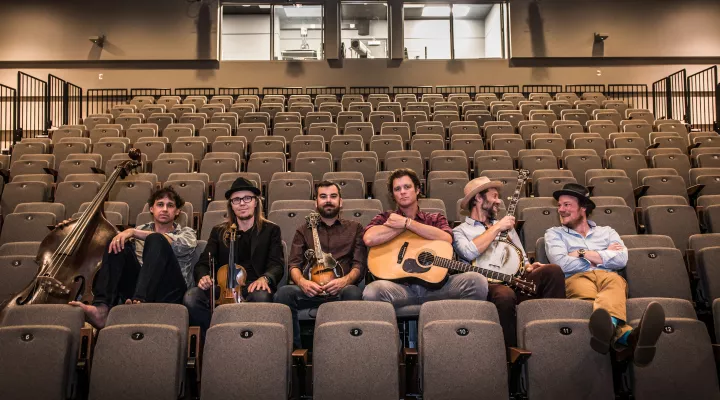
[
  {"left": 553, "top": 183, "right": 596, "bottom": 211},
  {"left": 225, "top": 177, "right": 261, "bottom": 199}
]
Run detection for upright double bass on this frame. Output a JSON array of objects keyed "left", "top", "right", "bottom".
[{"left": 0, "top": 149, "right": 142, "bottom": 317}]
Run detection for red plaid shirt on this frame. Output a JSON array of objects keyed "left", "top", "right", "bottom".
[{"left": 363, "top": 208, "right": 454, "bottom": 237}]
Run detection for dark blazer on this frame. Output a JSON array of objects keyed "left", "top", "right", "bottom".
[{"left": 193, "top": 220, "right": 285, "bottom": 288}]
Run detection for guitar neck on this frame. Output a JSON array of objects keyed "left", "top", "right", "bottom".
[{"left": 432, "top": 256, "right": 513, "bottom": 283}]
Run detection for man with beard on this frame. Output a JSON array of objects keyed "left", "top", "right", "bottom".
[
  {"left": 184, "top": 177, "right": 285, "bottom": 337},
  {"left": 274, "top": 181, "right": 365, "bottom": 348},
  {"left": 70, "top": 186, "right": 197, "bottom": 329},
  {"left": 363, "top": 168, "right": 488, "bottom": 305},
  {"left": 453, "top": 177, "right": 566, "bottom": 347},
  {"left": 545, "top": 183, "right": 665, "bottom": 366}
]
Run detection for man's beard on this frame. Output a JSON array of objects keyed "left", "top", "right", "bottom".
[
  {"left": 561, "top": 214, "right": 584, "bottom": 230},
  {"left": 237, "top": 211, "right": 255, "bottom": 221},
  {"left": 481, "top": 202, "right": 498, "bottom": 221},
  {"left": 318, "top": 204, "right": 340, "bottom": 219}
]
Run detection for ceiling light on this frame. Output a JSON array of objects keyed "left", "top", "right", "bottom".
[
  {"left": 259, "top": 5, "right": 271, "bottom": 9},
  {"left": 453, "top": 5, "right": 470, "bottom": 17},
  {"left": 350, "top": 23, "right": 356, "bottom": 28},
  {"left": 422, "top": 6, "right": 450, "bottom": 17},
  {"left": 404, "top": 4, "right": 425, "bottom": 8}
]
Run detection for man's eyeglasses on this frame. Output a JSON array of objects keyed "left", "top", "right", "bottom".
[{"left": 230, "top": 196, "right": 256, "bottom": 205}]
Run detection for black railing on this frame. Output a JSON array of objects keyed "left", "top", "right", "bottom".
[
  {"left": 0, "top": 84, "right": 17, "bottom": 148},
  {"left": 565, "top": 84, "right": 606, "bottom": 95},
  {"left": 130, "top": 88, "right": 172, "bottom": 99},
  {"left": 477, "top": 85, "right": 520, "bottom": 96},
  {"left": 175, "top": 88, "right": 217, "bottom": 99},
  {"left": 218, "top": 87, "right": 261, "bottom": 99},
  {"left": 348, "top": 86, "right": 391, "bottom": 95},
  {"left": 434, "top": 85, "right": 475, "bottom": 96},
  {"left": 86, "top": 89, "right": 129, "bottom": 116},
  {"left": 686, "top": 66, "right": 718, "bottom": 132},
  {"left": 652, "top": 69, "right": 688, "bottom": 122},
  {"left": 261, "top": 87, "right": 303, "bottom": 96},
  {"left": 392, "top": 86, "right": 434, "bottom": 96},
  {"left": 522, "top": 85, "right": 563, "bottom": 96},
  {"left": 305, "top": 87, "right": 346, "bottom": 98},
  {"left": 607, "top": 84, "right": 649, "bottom": 110},
  {"left": 48, "top": 74, "right": 83, "bottom": 127},
  {"left": 17, "top": 72, "right": 49, "bottom": 139}
]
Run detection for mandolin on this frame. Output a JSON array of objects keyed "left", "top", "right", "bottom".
[
  {"left": 367, "top": 230, "right": 536, "bottom": 295},
  {"left": 301, "top": 213, "right": 344, "bottom": 293}
]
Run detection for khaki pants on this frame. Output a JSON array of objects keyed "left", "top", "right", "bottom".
[{"left": 565, "top": 270, "right": 632, "bottom": 341}]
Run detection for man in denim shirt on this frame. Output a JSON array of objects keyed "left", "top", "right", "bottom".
[{"left": 545, "top": 183, "right": 665, "bottom": 366}]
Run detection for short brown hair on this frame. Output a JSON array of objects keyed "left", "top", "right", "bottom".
[{"left": 387, "top": 168, "right": 422, "bottom": 204}]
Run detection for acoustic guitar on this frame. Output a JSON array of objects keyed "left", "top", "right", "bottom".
[{"left": 368, "top": 230, "right": 536, "bottom": 295}]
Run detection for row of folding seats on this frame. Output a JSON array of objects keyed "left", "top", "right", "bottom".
[{"left": 2, "top": 298, "right": 717, "bottom": 400}]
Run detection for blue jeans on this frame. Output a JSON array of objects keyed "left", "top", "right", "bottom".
[
  {"left": 274, "top": 284, "right": 363, "bottom": 349},
  {"left": 362, "top": 272, "right": 489, "bottom": 306}
]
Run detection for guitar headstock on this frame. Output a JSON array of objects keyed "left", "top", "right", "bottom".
[
  {"left": 511, "top": 276, "right": 537, "bottom": 296},
  {"left": 306, "top": 212, "right": 321, "bottom": 228}
]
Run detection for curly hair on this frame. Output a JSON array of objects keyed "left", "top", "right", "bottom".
[{"left": 386, "top": 168, "right": 422, "bottom": 205}]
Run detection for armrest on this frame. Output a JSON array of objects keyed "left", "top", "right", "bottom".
[
  {"left": 516, "top": 220, "right": 526, "bottom": 232},
  {"left": 42, "top": 167, "right": 59, "bottom": 180},
  {"left": 77, "top": 326, "right": 94, "bottom": 371},
  {"left": 685, "top": 249, "right": 698, "bottom": 279},
  {"left": 508, "top": 347, "right": 532, "bottom": 364},
  {"left": 186, "top": 326, "right": 201, "bottom": 377},
  {"left": 402, "top": 347, "right": 418, "bottom": 361},
  {"left": 90, "top": 167, "right": 106, "bottom": 175},
  {"left": 687, "top": 184, "right": 704, "bottom": 199}
]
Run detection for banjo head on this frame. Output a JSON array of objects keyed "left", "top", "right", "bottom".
[{"left": 477, "top": 240, "right": 525, "bottom": 277}]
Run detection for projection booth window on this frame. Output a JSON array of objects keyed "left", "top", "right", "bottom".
[{"left": 341, "top": 3, "right": 389, "bottom": 59}]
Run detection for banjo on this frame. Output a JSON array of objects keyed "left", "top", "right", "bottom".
[{"left": 474, "top": 169, "right": 530, "bottom": 283}]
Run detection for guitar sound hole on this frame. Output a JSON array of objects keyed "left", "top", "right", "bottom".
[{"left": 417, "top": 252, "right": 434, "bottom": 267}]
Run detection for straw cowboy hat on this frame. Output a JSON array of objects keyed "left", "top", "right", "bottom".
[{"left": 460, "top": 176, "right": 504, "bottom": 212}]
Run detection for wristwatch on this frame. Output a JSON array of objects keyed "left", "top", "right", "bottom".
[{"left": 578, "top": 249, "right": 586, "bottom": 259}]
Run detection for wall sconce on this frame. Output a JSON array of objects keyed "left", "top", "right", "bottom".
[
  {"left": 594, "top": 33, "right": 609, "bottom": 42},
  {"left": 89, "top": 35, "right": 106, "bottom": 48}
]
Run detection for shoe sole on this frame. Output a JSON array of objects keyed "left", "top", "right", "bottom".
[
  {"left": 634, "top": 302, "right": 666, "bottom": 367},
  {"left": 589, "top": 308, "right": 614, "bottom": 355}
]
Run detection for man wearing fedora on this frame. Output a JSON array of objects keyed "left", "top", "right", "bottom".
[
  {"left": 453, "top": 177, "right": 566, "bottom": 347},
  {"left": 545, "top": 183, "right": 665, "bottom": 366},
  {"left": 183, "top": 177, "right": 285, "bottom": 336}
]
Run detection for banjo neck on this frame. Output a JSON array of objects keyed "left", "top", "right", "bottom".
[{"left": 498, "top": 169, "right": 529, "bottom": 241}]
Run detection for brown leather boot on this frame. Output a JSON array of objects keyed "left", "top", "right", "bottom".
[{"left": 616, "top": 301, "right": 665, "bottom": 367}]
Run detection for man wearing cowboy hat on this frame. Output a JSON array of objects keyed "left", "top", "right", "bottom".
[
  {"left": 545, "top": 183, "right": 665, "bottom": 366},
  {"left": 183, "top": 177, "right": 285, "bottom": 336},
  {"left": 453, "top": 176, "right": 566, "bottom": 347}
]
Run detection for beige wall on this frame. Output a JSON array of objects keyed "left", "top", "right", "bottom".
[
  {"left": 0, "top": 0, "right": 219, "bottom": 61},
  {"left": 510, "top": 0, "right": 720, "bottom": 58},
  {"left": 0, "top": 0, "right": 718, "bottom": 92}
]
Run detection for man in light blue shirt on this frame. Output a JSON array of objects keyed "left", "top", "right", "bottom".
[
  {"left": 544, "top": 183, "right": 665, "bottom": 366},
  {"left": 453, "top": 176, "right": 565, "bottom": 347}
]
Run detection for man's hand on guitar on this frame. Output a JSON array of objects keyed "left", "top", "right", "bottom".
[
  {"left": 198, "top": 275, "right": 213, "bottom": 290},
  {"left": 298, "top": 278, "right": 324, "bottom": 297},
  {"left": 384, "top": 213, "right": 409, "bottom": 230},
  {"left": 323, "top": 276, "right": 349, "bottom": 296},
  {"left": 495, "top": 216, "right": 516, "bottom": 232}
]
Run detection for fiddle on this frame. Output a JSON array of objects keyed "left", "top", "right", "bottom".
[{"left": 214, "top": 224, "right": 248, "bottom": 304}]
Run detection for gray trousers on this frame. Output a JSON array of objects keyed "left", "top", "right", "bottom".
[{"left": 362, "top": 272, "right": 489, "bottom": 306}]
